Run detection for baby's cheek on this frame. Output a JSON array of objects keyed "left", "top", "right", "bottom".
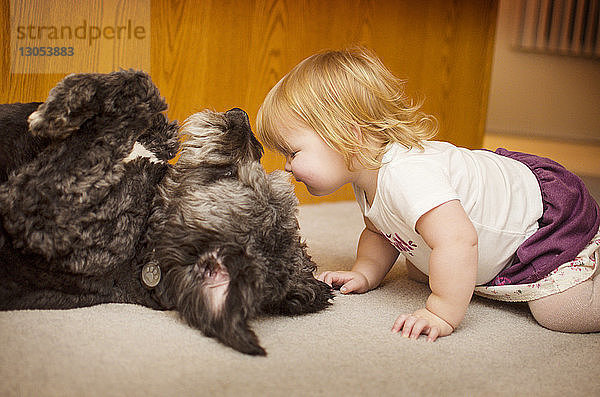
[
  {"left": 290, "top": 161, "right": 305, "bottom": 177},
  {"left": 301, "top": 166, "right": 319, "bottom": 184}
]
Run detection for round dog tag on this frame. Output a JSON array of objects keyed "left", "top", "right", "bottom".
[{"left": 141, "top": 263, "right": 161, "bottom": 288}]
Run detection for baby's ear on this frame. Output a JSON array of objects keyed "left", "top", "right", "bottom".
[
  {"left": 350, "top": 123, "right": 364, "bottom": 144},
  {"left": 169, "top": 248, "right": 266, "bottom": 356}
]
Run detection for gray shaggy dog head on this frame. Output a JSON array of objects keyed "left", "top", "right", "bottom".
[{"left": 148, "top": 109, "right": 333, "bottom": 355}]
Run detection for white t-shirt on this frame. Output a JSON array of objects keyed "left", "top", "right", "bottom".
[{"left": 353, "top": 141, "right": 544, "bottom": 285}]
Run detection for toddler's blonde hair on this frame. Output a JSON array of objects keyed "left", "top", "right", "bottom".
[{"left": 256, "top": 47, "right": 438, "bottom": 170}]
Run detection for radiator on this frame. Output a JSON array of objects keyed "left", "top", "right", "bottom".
[{"left": 513, "top": 0, "right": 600, "bottom": 57}]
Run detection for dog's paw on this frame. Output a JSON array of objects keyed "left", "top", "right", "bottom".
[{"left": 276, "top": 275, "right": 334, "bottom": 315}]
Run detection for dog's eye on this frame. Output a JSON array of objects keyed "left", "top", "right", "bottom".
[{"left": 223, "top": 170, "right": 233, "bottom": 177}]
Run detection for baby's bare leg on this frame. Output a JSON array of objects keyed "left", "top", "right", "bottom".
[
  {"left": 528, "top": 274, "right": 600, "bottom": 333},
  {"left": 406, "top": 260, "right": 429, "bottom": 284}
]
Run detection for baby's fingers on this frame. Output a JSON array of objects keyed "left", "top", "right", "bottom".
[
  {"left": 317, "top": 271, "right": 369, "bottom": 293},
  {"left": 426, "top": 326, "right": 440, "bottom": 342},
  {"left": 391, "top": 314, "right": 409, "bottom": 333},
  {"left": 316, "top": 271, "right": 329, "bottom": 283},
  {"left": 399, "top": 315, "right": 426, "bottom": 339},
  {"left": 317, "top": 271, "right": 335, "bottom": 286},
  {"left": 392, "top": 314, "right": 436, "bottom": 341},
  {"left": 409, "top": 318, "right": 430, "bottom": 339},
  {"left": 317, "top": 271, "right": 339, "bottom": 286},
  {"left": 319, "top": 272, "right": 350, "bottom": 288},
  {"left": 339, "top": 278, "right": 365, "bottom": 294}
]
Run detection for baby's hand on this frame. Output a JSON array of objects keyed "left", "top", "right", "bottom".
[
  {"left": 317, "top": 271, "right": 370, "bottom": 294},
  {"left": 391, "top": 308, "right": 454, "bottom": 342}
]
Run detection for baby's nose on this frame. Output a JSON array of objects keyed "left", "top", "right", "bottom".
[{"left": 284, "top": 159, "right": 292, "bottom": 173}]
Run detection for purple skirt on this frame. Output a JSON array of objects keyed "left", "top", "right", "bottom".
[{"left": 486, "top": 148, "right": 600, "bottom": 286}]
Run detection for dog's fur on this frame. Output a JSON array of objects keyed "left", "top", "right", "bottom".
[{"left": 0, "top": 70, "right": 332, "bottom": 355}]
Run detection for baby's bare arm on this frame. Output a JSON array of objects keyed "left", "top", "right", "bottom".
[
  {"left": 351, "top": 216, "right": 400, "bottom": 289},
  {"left": 420, "top": 200, "right": 478, "bottom": 330},
  {"left": 393, "top": 200, "right": 478, "bottom": 340}
]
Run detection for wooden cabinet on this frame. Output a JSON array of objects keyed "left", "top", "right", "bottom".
[{"left": 0, "top": 0, "right": 498, "bottom": 203}]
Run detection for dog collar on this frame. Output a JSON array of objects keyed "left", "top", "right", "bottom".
[{"left": 141, "top": 261, "right": 161, "bottom": 288}]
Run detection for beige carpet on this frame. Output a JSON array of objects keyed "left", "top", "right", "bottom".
[{"left": 1, "top": 201, "right": 599, "bottom": 397}]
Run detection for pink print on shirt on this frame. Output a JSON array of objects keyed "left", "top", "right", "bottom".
[{"left": 385, "top": 233, "right": 417, "bottom": 256}]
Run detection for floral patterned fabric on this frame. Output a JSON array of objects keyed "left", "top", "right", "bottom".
[{"left": 475, "top": 231, "right": 600, "bottom": 302}]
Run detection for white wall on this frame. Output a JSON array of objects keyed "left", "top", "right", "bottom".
[{"left": 486, "top": 0, "right": 600, "bottom": 143}]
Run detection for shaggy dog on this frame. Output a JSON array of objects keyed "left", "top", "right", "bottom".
[{"left": 0, "top": 70, "right": 332, "bottom": 355}]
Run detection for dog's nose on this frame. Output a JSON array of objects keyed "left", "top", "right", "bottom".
[
  {"left": 225, "top": 108, "right": 250, "bottom": 126},
  {"left": 225, "top": 107, "right": 263, "bottom": 161}
]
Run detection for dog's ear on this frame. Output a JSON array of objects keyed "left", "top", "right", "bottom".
[
  {"left": 28, "top": 70, "right": 166, "bottom": 139},
  {"left": 27, "top": 73, "right": 97, "bottom": 138},
  {"left": 166, "top": 247, "right": 266, "bottom": 356}
]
